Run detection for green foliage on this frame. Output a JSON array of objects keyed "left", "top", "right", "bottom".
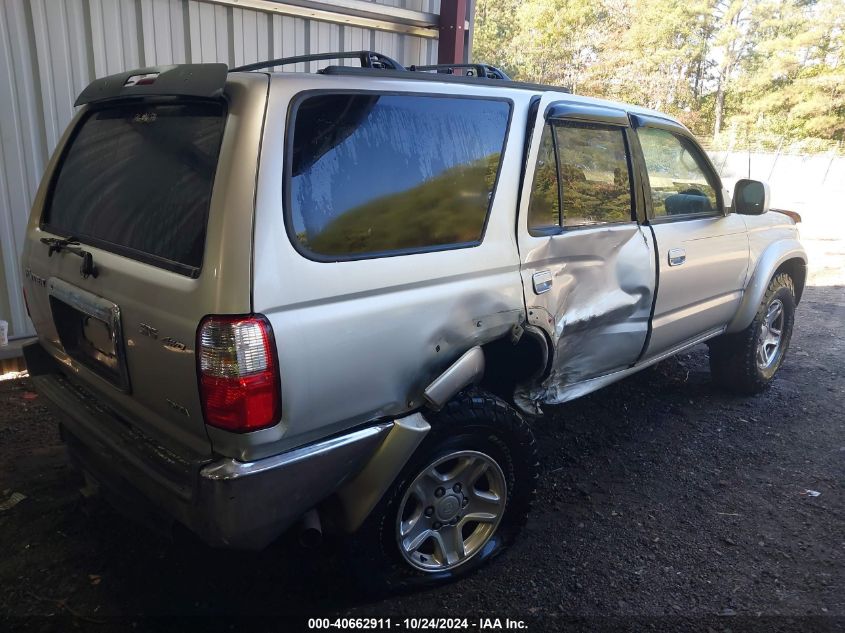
[
  {"left": 563, "top": 178, "right": 632, "bottom": 225},
  {"left": 527, "top": 123, "right": 633, "bottom": 228},
  {"left": 557, "top": 124, "right": 632, "bottom": 224},
  {"left": 473, "top": 0, "right": 845, "bottom": 146},
  {"left": 305, "top": 154, "right": 501, "bottom": 256}
]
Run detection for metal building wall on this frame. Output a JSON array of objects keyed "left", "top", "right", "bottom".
[{"left": 0, "top": 0, "right": 439, "bottom": 338}]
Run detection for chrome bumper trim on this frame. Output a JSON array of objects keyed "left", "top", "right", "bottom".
[
  {"left": 200, "top": 423, "right": 393, "bottom": 481},
  {"left": 34, "top": 367, "right": 396, "bottom": 548}
]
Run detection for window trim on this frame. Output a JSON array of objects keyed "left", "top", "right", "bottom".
[
  {"left": 525, "top": 123, "right": 562, "bottom": 235},
  {"left": 624, "top": 126, "right": 651, "bottom": 225},
  {"left": 283, "top": 89, "right": 515, "bottom": 263},
  {"left": 40, "top": 97, "right": 228, "bottom": 278},
  {"left": 546, "top": 101, "right": 630, "bottom": 126},
  {"left": 515, "top": 96, "right": 543, "bottom": 237},
  {"left": 631, "top": 116, "right": 726, "bottom": 223},
  {"left": 527, "top": 117, "right": 637, "bottom": 236}
]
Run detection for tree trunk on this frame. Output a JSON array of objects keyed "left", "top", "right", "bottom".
[{"left": 714, "top": 78, "right": 726, "bottom": 139}]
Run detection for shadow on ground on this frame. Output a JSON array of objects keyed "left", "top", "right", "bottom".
[{"left": 0, "top": 286, "right": 842, "bottom": 631}]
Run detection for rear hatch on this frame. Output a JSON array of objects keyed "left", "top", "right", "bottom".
[{"left": 21, "top": 69, "right": 269, "bottom": 459}]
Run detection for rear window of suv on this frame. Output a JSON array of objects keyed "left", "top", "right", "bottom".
[
  {"left": 43, "top": 102, "right": 226, "bottom": 276},
  {"left": 288, "top": 93, "right": 511, "bottom": 260}
]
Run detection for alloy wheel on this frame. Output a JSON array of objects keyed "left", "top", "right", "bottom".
[
  {"left": 757, "top": 298, "right": 785, "bottom": 369},
  {"left": 396, "top": 450, "right": 507, "bottom": 572}
]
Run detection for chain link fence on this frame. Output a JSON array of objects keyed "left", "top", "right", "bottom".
[
  {"left": 701, "top": 135, "right": 844, "bottom": 210},
  {"left": 699, "top": 135, "right": 845, "bottom": 287}
]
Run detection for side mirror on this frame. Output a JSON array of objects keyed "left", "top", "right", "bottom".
[{"left": 733, "top": 179, "right": 770, "bottom": 215}]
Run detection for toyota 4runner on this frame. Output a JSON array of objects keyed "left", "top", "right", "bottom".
[{"left": 20, "top": 51, "right": 807, "bottom": 588}]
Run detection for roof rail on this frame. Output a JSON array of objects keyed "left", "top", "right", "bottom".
[
  {"left": 231, "top": 50, "right": 571, "bottom": 93},
  {"left": 231, "top": 50, "right": 404, "bottom": 73},
  {"left": 408, "top": 63, "right": 510, "bottom": 80},
  {"left": 319, "top": 65, "right": 571, "bottom": 93}
]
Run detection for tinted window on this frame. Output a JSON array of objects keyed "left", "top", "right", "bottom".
[
  {"left": 289, "top": 94, "right": 510, "bottom": 258},
  {"left": 638, "top": 127, "right": 719, "bottom": 218},
  {"left": 527, "top": 125, "right": 560, "bottom": 232},
  {"left": 555, "top": 122, "right": 632, "bottom": 227},
  {"left": 45, "top": 102, "right": 225, "bottom": 272}
]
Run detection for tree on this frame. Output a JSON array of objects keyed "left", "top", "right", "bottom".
[
  {"left": 473, "top": 0, "right": 845, "bottom": 145},
  {"left": 472, "top": 0, "right": 522, "bottom": 72},
  {"left": 710, "top": 0, "right": 761, "bottom": 138},
  {"left": 726, "top": 0, "right": 845, "bottom": 143},
  {"left": 589, "top": 0, "right": 717, "bottom": 120}
]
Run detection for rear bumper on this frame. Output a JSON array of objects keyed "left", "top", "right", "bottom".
[
  {"left": 27, "top": 349, "right": 391, "bottom": 549},
  {"left": 195, "top": 424, "right": 391, "bottom": 547}
]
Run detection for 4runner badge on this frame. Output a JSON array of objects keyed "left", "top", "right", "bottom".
[
  {"left": 24, "top": 269, "right": 47, "bottom": 287},
  {"left": 162, "top": 337, "right": 187, "bottom": 352}
]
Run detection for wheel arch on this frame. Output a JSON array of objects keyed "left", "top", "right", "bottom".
[
  {"left": 421, "top": 328, "right": 552, "bottom": 410},
  {"left": 726, "top": 240, "right": 807, "bottom": 334},
  {"left": 774, "top": 257, "right": 807, "bottom": 304},
  {"left": 479, "top": 325, "right": 552, "bottom": 403},
  {"left": 331, "top": 329, "right": 549, "bottom": 535}
]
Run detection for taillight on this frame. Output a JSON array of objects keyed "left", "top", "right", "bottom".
[{"left": 197, "top": 314, "right": 281, "bottom": 432}]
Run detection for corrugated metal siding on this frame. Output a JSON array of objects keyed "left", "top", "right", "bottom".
[{"left": 0, "top": 0, "right": 439, "bottom": 338}]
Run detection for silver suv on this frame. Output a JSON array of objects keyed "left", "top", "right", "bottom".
[{"left": 21, "top": 52, "right": 806, "bottom": 588}]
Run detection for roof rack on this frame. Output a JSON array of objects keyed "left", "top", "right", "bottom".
[
  {"left": 231, "top": 50, "right": 405, "bottom": 73},
  {"left": 408, "top": 63, "right": 511, "bottom": 80},
  {"left": 230, "top": 49, "right": 569, "bottom": 93}
]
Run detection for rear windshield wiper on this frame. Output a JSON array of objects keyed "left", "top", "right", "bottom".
[
  {"left": 41, "top": 235, "right": 79, "bottom": 255},
  {"left": 40, "top": 236, "right": 99, "bottom": 279}
]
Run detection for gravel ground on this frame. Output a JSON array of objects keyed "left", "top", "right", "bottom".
[{"left": 1, "top": 284, "right": 842, "bottom": 633}]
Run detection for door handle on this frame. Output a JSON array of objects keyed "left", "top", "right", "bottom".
[
  {"left": 668, "top": 248, "right": 686, "bottom": 266},
  {"left": 532, "top": 270, "right": 553, "bottom": 294}
]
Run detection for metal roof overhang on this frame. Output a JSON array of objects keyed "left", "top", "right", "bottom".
[{"left": 203, "top": 0, "right": 439, "bottom": 38}]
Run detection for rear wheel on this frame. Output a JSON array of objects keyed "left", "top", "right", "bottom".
[
  {"left": 709, "top": 273, "right": 796, "bottom": 394},
  {"left": 350, "top": 390, "right": 538, "bottom": 591}
]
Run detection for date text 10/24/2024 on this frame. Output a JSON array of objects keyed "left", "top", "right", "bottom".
[{"left": 308, "top": 618, "right": 529, "bottom": 630}]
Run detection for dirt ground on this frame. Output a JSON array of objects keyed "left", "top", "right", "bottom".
[{"left": 1, "top": 218, "right": 843, "bottom": 631}]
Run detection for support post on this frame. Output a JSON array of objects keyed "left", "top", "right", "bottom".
[{"left": 437, "top": 0, "right": 467, "bottom": 64}]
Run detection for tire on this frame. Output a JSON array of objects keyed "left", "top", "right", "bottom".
[
  {"left": 708, "top": 272, "right": 796, "bottom": 395},
  {"left": 348, "top": 389, "right": 538, "bottom": 592}
]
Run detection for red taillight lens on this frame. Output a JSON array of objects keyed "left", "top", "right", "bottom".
[{"left": 197, "top": 314, "right": 281, "bottom": 432}]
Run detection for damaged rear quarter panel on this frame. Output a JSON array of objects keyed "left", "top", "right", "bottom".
[{"left": 244, "top": 76, "right": 532, "bottom": 460}]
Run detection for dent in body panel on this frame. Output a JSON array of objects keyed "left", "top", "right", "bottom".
[
  {"left": 258, "top": 278, "right": 524, "bottom": 457},
  {"left": 515, "top": 224, "right": 656, "bottom": 411},
  {"left": 246, "top": 74, "right": 533, "bottom": 460}
]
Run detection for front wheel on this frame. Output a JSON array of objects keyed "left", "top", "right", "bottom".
[
  {"left": 709, "top": 272, "right": 796, "bottom": 394},
  {"left": 349, "top": 390, "right": 538, "bottom": 591}
]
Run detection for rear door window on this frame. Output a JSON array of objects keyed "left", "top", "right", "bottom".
[
  {"left": 528, "top": 121, "right": 633, "bottom": 233},
  {"left": 288, "top": 93, "right": 511, "bottom": 260},
  {"left": 44, "top": 102, "right": 226, "bottom": 276},
  {"left": 555, "top": 122, "right": 633, "bottom": 227}
]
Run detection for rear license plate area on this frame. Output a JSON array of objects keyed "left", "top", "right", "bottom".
[{"left": 48, "top": 278, "right": 130, "bottom": 392}]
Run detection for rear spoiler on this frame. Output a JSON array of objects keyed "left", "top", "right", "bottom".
[{"left": 74, "top": 64, "right": 228, "bottom": 106}]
